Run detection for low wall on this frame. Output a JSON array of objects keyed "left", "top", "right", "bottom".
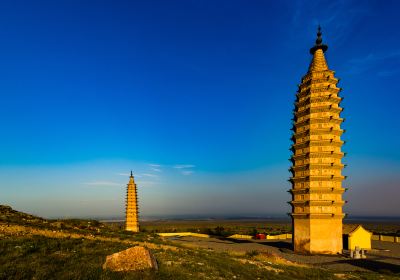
[
  {"left": 228, "top": 234, "right": 253, "bottom": 239},
  {"left": 158, "top": 232, "right": 293, "bottom": 240},
  {"left": 266, "top": 233, "right": 292, "bottom": 240},
  {"left": 372, "top": 235, "right": 399, "bottom": 243},
  {"left": 228, "top": 233, "right": 292, "bottom": 240},
  {"left": 157, "top": 232, "right": 210, "bottom": 238},
  {"left": 159, "top": 232, "right": 399, "bottom": 243}
]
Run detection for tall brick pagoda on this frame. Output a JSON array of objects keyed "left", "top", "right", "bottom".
[
  {"left": 289, "top": 26, "right": 346, "bottom": 254},
  {"left": 126, "top": 171, "right": 140, "bottom": 232}
]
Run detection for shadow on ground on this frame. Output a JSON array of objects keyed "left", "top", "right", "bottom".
[
  {"left": 217, "top": 237, "right": 294, "bottom": 251},
  {"left": 319, "top": 258, "right": 400, "bottom": 274},
  {"left": 219, "top": 237, "right": 253, "bottom": 244},
  {"left": 258, "top": 241, "right": 293, "bottom": 251}
]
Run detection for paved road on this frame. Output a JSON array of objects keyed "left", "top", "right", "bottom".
[{"left": 167, "top": 236, "right": 400, "bottom": 273}]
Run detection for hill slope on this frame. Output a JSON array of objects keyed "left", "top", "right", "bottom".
[
  {"left": 0, "top": 205, "right": 46, "bottom": 225},
  {"left": 1, "top": 205, "right": 399, "bottom": 280}
]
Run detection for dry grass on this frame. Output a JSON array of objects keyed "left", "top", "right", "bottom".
[{"left": 1, "top": 206, "right": 399, "bottom": 280}]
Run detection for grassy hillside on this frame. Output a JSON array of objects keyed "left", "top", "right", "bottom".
[
  {"left": 0, "top": 205, "right": 46, "bottom": 225},
  {"left": 1, "top": 206, "right": 399, "bottom": 280}
]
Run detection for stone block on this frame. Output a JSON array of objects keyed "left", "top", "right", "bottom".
[{"left": 103, "top": 246, "right": 158, "bottom": 272}]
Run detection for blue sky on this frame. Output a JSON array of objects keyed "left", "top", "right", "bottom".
[{"left": 0, "top": 0, "right": 399, "bottom": 218}]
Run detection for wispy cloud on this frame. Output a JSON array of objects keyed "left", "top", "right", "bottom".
[
  {"left": 139, "top": 181, "right": 159, "bottom": 186},
  {"left": 141, "top": 173, "right": 159, "bottom": 178},
  {"left": 173, "top": 164, "right": 195, "bottom": 169},
  {"left": 173, "top": 164, "right": 195, "bottom": 175},
  {"left": 148, "top": 164, "right": 162, "bottom": 172},
  {"left": 349, "top": 51, "right": 400, "bottom": 64},
  {"left": 289, "top": 0, "right": 370, "bottom": 49},
  {"left": 83, "top": 181, "right": 122, "bottom": 187},
  {"left": 346, "top": 50, "right": 400, "bottom": 75},
  {"left": 117, "top": 172, "right": 142, "bottom": 178},
  {"left": 181, "top": 170, "right": 194, "bottom": 176}
]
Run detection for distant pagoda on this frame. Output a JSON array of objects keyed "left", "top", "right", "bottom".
[
  {"left": 126, "top": 171, "right": 139, "bottom": 232},
  {"left": 289, "top": 26, "right": 346, "bottom": 254}
]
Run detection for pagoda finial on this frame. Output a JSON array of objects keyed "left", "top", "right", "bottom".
[
  {"left": 310, "top": 25, "right": 328, "bottom": 54},
  {"left": 130, "top": 170, "right": 133, "bottom": 177}
]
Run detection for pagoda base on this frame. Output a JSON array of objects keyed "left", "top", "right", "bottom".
[
  {"left": 292, "top": 217, "right": 343, "bottom": 254},
  {"left": 126, "top": 225, "right": 140, "bottom": 232}
]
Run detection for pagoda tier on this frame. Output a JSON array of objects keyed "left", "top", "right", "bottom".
[
  {"left": 125, "top": 171, "right": 140, "bottom": 232},
  {"left": 289, "top": 27, "right": 346, "bottom": 254}
]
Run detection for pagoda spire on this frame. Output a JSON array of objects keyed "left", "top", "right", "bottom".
[
  {"left": 129, "top": 170, "right": 134, "bottom": 183},
  {"left": 308, "top": 26, "right": 329, "bottom": 72},
  {"left": 310, "top": 25, "right": 328, "bottom": 54}
]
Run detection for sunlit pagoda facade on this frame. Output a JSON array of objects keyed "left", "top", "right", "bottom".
[
  {"left": 289, "top": 27, "right": 346, "bottom": 254},
  {"left": 126, "top": 171, "right": 140, "bottom": 232}
]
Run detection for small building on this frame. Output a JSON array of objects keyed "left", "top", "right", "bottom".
[
  {"left": 343, "top": 225, "right": 372, "bottom": 251},
  {"left": 255, "top": 233, "right": 266, "bottom": 240}
]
